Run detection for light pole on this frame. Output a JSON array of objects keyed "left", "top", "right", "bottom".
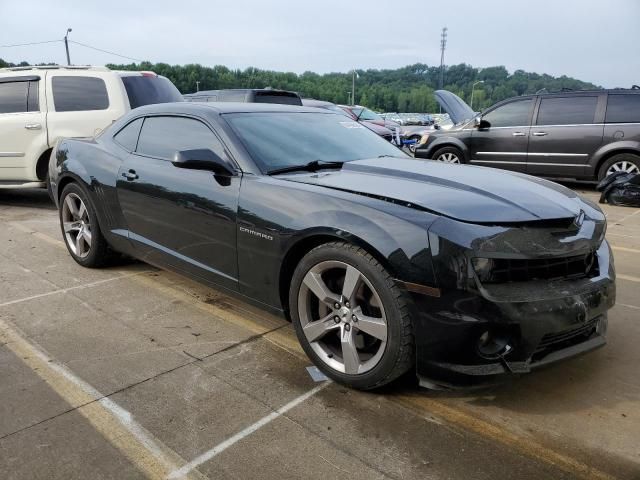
[
  {"left": 347, "top": 91, "right": 351, "bottom": 104},
  {"left": 196, "top": 80, "right": 200, "bottom": 92},
  {"left": 470, "top": 80, "right": 484, "bottom": 110},
  {"left": 351, "top": 69, "right": 359, "bottom": 105},
  {"left": 64, "top": 28, "right": 72, "bottom": 65}
]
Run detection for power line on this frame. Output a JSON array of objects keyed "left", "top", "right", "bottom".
[
  {"left": 68, "top": 40, "right": 143, "bottom": 62},
  {"left": 0, "top": 39, "right": 61, "bottom": 48}
]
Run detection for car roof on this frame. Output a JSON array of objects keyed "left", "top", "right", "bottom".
[{"left": 130, "top": 101, "right": 334, "bottom": 115}]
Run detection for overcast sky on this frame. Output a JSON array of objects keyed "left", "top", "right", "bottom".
[{"left": 1, "top": 0, "right": 639, "bottom": 88}]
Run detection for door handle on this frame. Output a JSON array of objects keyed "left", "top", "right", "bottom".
[
  {"left": 512, "top": 132, "right": 526, "bottom": 136},
  {"left": 25, "top": 123, "right": 42, "bottom": 130},
  {"left": 532, "top": 132, "right": 548, "bottom": 136},
  {"left": 121, "top": 169, "right": 138, "bottom": 181}
]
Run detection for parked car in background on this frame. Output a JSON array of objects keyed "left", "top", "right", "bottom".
[
  {"left": 340, "top": 105, "right": 401, "bottom": 131},
  {"left": 0, "top": 65, "right": 182, "bottom": 192},
  {"left": 184, "top": 88, "right": 302, "bottom": 105},
  {"left": 49, "top": 102, "right": 615, "bottom": 390},
  {"left": 302, "top": 99, "right": 395, "bottom": 142},
  {"left": 415, "top": 88, "right": 640, "bottom": 180}
]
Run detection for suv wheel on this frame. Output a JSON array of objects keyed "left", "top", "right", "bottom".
[
  {"left": 59, "top": 183, "right": 112, "bottom": 268},
  {"left": 599, "top": 153, "right": 640, "bottom": 180},
  {"left": 289, "top": 242, "right": 414, "bottom": 390},
  {"left": 432, "top": 146, "right": 464, "bottom": 164}
]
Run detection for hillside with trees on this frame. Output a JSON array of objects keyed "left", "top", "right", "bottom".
[{"left": 1, "top": 57, "right": 600, "bottom": 113}]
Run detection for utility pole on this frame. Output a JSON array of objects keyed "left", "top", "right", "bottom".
[
  {"left": 196, "top": 80, "right": 200, "bottom": 92},
  {"left": 64, "top": 28, "right": 72, "bottom": 65},
  {"left": 439, "top": 27, "right": 447, "bottom": 89}
]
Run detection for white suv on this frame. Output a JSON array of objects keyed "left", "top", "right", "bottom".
[{"left": 0, "top": 65, "right": 182, "bottom": 190}]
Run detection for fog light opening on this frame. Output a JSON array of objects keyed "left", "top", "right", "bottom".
[{"left": 477, "top": 330, "right": 513, "bottom": 360}]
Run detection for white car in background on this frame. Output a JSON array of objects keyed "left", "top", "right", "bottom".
[{"left": 0, "top": 65, "right": 182, "bottom": 192}]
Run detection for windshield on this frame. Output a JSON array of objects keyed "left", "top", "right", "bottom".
[
  {"left": 225, "top": 112, "right": 405, "bottom": 173},
  {"left": 352, "top": 107, "right": 382, "bottom": 121}
]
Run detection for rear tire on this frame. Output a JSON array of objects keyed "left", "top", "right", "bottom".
[
  {"left": 598, "top": 153, "right": 640, "bottom": 180},
  {"left": 59, "top": 183, "right": 112, "bottom": 268},
  {"left": 289, "top": 242, "right": 414, "bottom": 390},
  {"left": 431, "top": 146, "right": 464, "bottom": 164}
]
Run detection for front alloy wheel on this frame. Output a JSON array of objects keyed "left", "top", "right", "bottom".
[
  {"left": 298, "top": 260, "right": 388, "bottom": 375},
  {"left": 436, "top": 152, "right": 461, "bottom": 163},
  {"left": 290, "top": 242, "right": 414, "bottom": 390}
]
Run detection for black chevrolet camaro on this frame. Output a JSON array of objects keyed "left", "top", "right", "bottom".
[{"left": 49, "top": 102, "right": 616, "bottom": 390}]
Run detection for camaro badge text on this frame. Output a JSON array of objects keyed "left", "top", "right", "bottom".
[{"left": 239, "top": 226, "right": 274, "bottom": 241}]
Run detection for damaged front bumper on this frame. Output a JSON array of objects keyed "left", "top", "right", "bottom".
[{"left": 411, "top": 213, "right": 616, "bottom": 389}]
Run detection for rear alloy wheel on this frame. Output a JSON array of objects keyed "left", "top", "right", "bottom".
[
  {"left": 599, "top": 153, "right": 640, "bottom": 180},
  {"left": 432, "top": 146, "right": 463, "bottom": 164},
  {"left": 290, "top": 242, "right": 414, "bottom": 390},
  {"left": 59, "top": 183, "right": 111, "bottom": 268}
]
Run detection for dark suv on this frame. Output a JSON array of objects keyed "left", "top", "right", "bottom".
[
  {"left": 183, "top": 88, "right": 302, "bottom": 106},
  {"left": 415, "top": 89, "right": 640, "bottom": 180}
]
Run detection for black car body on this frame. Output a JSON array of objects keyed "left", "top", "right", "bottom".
[
  {"left": 415, "top": 89, "right": 640, "bottom": 181},
  {"left": 184, "top": 88, "right": 302, "bottom": 106},
  {"left": 49, "top": 102, "right": 616, "bottom": 389}
]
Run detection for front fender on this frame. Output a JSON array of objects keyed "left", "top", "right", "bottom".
[{"left": 415, "top": 135, "right": 470, "bottom": 161}]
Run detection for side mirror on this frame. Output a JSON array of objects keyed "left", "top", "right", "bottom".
[
  {"left": 172, "top": 149, "right": 235, "bottom": 176},
  {"left": 475, "top": 116, "right": 490, "bottom": 129}
]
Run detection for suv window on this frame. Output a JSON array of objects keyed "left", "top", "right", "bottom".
[
  {"left": 120, "top": 75, "right": 183, "bottom": 109},
  {"left": 536, "top": 96, "right": 598, "bottom": 125},
  {"left": 114, "top": 118, "right": 143, "bottom": 151},
  {"left": 136, "top": 116, "right": 226, "bottom": 160},
  {"left": 52, "top": 76, "right": 109, "bottom": 112},
  {"left": 0, "top": 81, "right": 29, "bottom": 113},
  {"left": 606, "top": 94, "right": 640, "bottom": 123},
  {"left": 483, "top": 99, "right": 533, "bottom": 128}
]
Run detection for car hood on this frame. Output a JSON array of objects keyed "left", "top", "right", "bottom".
[
  {"left": 434, "top": 90, "right": 476, "bottom": 125},
  {"left": 281, "top": 158, "right": 583, "bottom": 223}
]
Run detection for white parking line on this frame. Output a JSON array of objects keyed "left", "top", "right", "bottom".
[
  {"left": 0, "top": 271, "right": 152, "bottom": 308},
  {"left": 167, "top": 381, "right": 331, "bottom": 480}
]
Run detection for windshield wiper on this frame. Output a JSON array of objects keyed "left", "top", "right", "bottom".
[{"left": 267, "top": 160, "right": 345, "bottom": 176}]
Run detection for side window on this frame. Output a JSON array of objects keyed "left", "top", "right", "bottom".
[
  {"left": 482, "top": 99, "right": 532, "bottom": 128},
  {"left": 606, "top": 94, "right": 640, "bottom": 123},
  {"left": 0, "top": 81, "right": 29, "bottom": 114},
  {"left": 536, "top": 96, "right": 598, "bottom": 125},
  {"left": 136, "top": 116, "right": 227, "bottom": 160},
  {"left": 52, "top": 76, "right": 109, "bottom": 112},
  {"left": 113, "top": 118, "right": 143, "bottom": 151}
]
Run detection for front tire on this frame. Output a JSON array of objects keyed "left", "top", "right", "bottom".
[
  {"left": 431, "top": 146, "right": 464, "bottom": 164},
  {"left": 289, "top": 242, "right": 414, "bottom": 390},
  {"left": 59, "top": 183, "right": 112, "bottom": 268}
]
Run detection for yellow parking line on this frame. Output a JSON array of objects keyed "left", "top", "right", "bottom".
[
  {"left": 617, "top": 273, "right": 640, "bottom": 283},
  {"left": 393, "top": 395, "right": 615, "bottom": 480},
  {"left": 610, "top": 245, "right": 640, "bottom": 254},
  {"left": 0, "top": 318, "right": 206, "bottom": 480}
]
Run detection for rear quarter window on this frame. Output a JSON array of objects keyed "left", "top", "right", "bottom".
[
  {"left": 52, "top": 76, "right": 109, "bottom": 112},
  {"left": 113, "top": 117, "right": 143, "bottom": 151},
  {"left": 606, "top": 94, "right": 640, "bottom": 123}
]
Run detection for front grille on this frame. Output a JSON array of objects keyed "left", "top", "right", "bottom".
[
  {"left": 533, "top": 317, "right": 600, "bottom": 359},
  {"left": 480, "top": 252, "right": 597, "bottom": 284}
]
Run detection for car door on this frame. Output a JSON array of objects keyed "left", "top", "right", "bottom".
[
  {"left": 527, "top": 94, "right": 605, "bottom": 177},
  {"left": 116, "top": 114, "right": 241, "bottom": 291},
  {"left": 469, "top": 97, "right": 534, "bottom": 172},
  {"left": 0, "top": 76, "right": 46, "bottom": 181}
]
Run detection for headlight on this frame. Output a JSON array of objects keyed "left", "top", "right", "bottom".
[
  {"left": 419, "top": 134, "right": 429, "bottom": 144},
  {"left": 471, "top": 257, "right": 494, "bottom": 282}
]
